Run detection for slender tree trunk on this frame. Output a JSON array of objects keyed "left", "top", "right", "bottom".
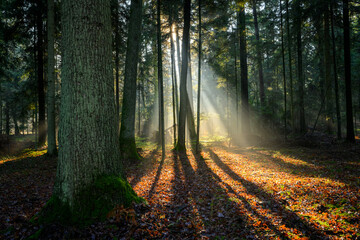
[
  {"left": 186, "top": 51, "right": 197, "bottom": 145},
  {"left": 343, "top": 0, "right": 355, "bottom": 142},
  {"left": 53, "top": 0, "right": 128, "bottom": 214},
  {"left": 13, "top": 115, "right": 20, "bottom": 136},
  {"left": 196, "top": 0, "right": 201, "bottom": 152},
  {"left": 324, "top": 3, "right": 333, "bottom": 133},
  {"left": 119, "top": 0, "right": 143, "bottom": 160},
  {"left": 5, "top": 103, "right": 9, "bottom": 136},
  {"left": 170, "top": 13, "right": 177, "bottom": 146},
  {"left": 47, "top": 0, "right": 57, "bottom": 156},
  {"left": 137, "top": 84, "right": 141, "bottom": 136},
  {"left": 295, "top": 0, "right": 305, "bottom": 133},
  {"left": 280, "top": 0, "right": 287, "bottom": 139},
  {"left": 330, "top": 3, "right": 341, "bottom": 139},
  {"left": 285, "top": 0, "right": 294, "bottom": 130},
  {"left": 252, "top": 0, "right": 265, "bottom": 107},
  {"left": 36, "top": 1, "right": 46, "bottom": 146},
  {"left": 35, "top": 100, "right": 38, "bottom": 149},
  {"left": 239, "top": 4, "right": 250, "bottom": 134},
  {"left": 157, "top": 0, "right": 165, "bottom": 158},
  {"left": 0, "top": 90, "right": 2, "bottom": 135},
  {"left": 176, "top": 27, "right": 182, "bottom": 79},
  {"left": 234, "top": 37, "right": 239, "bottom": 135},
  {"left": 176, "top": 0, "right": 191, "bottom": 151}
]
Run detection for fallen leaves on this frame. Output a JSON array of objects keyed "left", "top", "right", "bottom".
[{"left": 1, "top": 142, "right": 360, "bottom": 239}]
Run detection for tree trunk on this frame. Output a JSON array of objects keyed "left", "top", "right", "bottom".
[
  {"left": 186, "top": 51, "right": 197, "bottom": 145},
  {"left": 0, "top": 91, "right": 2, "bottom": 135},
  {"left": 36, "top": 1, "right": 46, "bottom": 146},
  {"left": 295, "top": 0, "right": 305, "bottom": 133},
  {"left": 5, "top": 103, "right": 10, "bottom": 136},
  {"left": 47, "top": 0, "right": 57, "bottom": 156},
  {"left": 157, "top": 0, "right": 165, "bottom": 158},
  {"left": 115, "top": 0, "right": 120, "bottom": 117},
  {"left": 330, "top": 3, "right": 341, "bottom": 139},
  {"left": 169, "top": 11, "right": 178, "bottom": 146},
  {"left": 196, "top": 0, "right": 201, "bottom": 152},
  {"left": 285, "top": 0, "right": 294, "bottom": 130},
  {"left": 119, "top": 0, "right": 143, "bottom": 160},
  {"left": 234, "top": 36, "right": 239, "bottom": 135},
  {"left": 13, "top": 115, "right": 20, "bottom": 136},
  {"left": 51, "top": 0, "right": 139, "bottom": 222},
  {"left": 343, "top": 0, "right": 355, "bottom": 142},
  {"left": 176, "top": 0, "right": 191, "bottom": 151},
  {"left": 280, "top": 0, "right": 287, "bottom": 139},
  {"left": 252, "top": 0, "right": 265, "bottom": 107},
  {"left": 239, "top": 5, "right": 250, "bottom": 134},
  {"left": 324, "top": 3, "right": 333, "bottom": 133},
  {"left": 176, "top": 26, "right": 182, "bottom": 79}
]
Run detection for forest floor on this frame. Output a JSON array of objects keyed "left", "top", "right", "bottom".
[{"left": 1, "top": 135, "right": 360, "bottom": 239}]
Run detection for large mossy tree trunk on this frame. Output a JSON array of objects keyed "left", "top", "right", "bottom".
[
  {"left": 176, "top": 0, "right": 191, "bottom": 152},
  {"left": 47, "top": 0, "right": 57, "bottom": 156},
  {"left": 47, "top": 0, "right": 141, "bottom": 224},
  {"left": 119, "top": 0, "right": 143, "bottom": 161},
  {"left": 114, "top": 0, "right": 120, "bottom": 116}
]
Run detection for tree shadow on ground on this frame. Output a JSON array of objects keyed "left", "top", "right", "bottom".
[
  {"left": 0, "top": 153, "right": 56, "bottom": 237},
  {"left": 206, "top": 148, "right": 327, "bottom": 239},
  {"left": 218, "top": 144, "right": 360, "bottom": 186},
  {"left": 129, "top": 147, "right": 159, "bottom": 187},
  {"left": 169, "top": 150, "right": 257, "bottom": 238}
]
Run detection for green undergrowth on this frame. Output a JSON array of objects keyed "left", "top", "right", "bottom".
[{"left": 34, "top": 175, "right": 145, "bottom": 226}]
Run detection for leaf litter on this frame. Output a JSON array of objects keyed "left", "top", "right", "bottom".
[{"left": 0, "top": 141, "right": 359, "bottom": 239}]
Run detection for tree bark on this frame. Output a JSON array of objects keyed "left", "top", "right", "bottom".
[
  {"left": 36, "top": 1, "right": 46, "bottom": 146},
  {"left": 239, "top": 4, "right": 250, "bottom": 134},
  {"left": 343, "top": 0, "right": 355, "bottom": 142},
  {"left": 169, "top": 10, "right": 178, "bottom": 146},
  {"left": 324, "top": 3, "right": 333, "bottom": 133},
  {"left": 186, "top": 51, "right": 197, "bottom": 145},
  {"left": 176, "top": 0, "right": 191, "bottom": 151},
  {"left": 295, "top": 0, "right": 305, "bottom": 133},
  {"left": 196, "top": 0, "right": 201, "bottom": 152},
  {"left": 119, "top": 0, "right": 143, "bottom": 160},
  {"left": 5, "top": 103, "right": 9, "bottom": 136},
  {"left": 280, "top": 0, "right": 287, "bottom": 139},
  {"left": 55, "top": 0, "right": 123, "bottom": 208},
  {"left": 157, "top": 0, "right": 165, "bottom": 158},
  {"left": 285, "top": 0, "right": 294, "bottom": 130},
  {"left": 252, "top": 0, "right": 265, "bottom": 107},
  {"left": 47, "top": 0, "right": 57, "bottom": 156},
  {"left": 330, "top": 3, "right": 341, "bottom": 139},
  {"left": 115, "top": 0, "right": 120, "bottom": 117}
]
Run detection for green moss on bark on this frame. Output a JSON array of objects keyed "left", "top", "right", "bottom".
[
  {"left": 120, "top": 139, "right": 142, "bottom": 161},
  {"left": 35, "top": 175, "right": 144, "bottom": 226}
]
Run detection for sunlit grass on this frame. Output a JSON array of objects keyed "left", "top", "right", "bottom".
[{"left": 0, "top": 148, "right": 47, "bottom": 165}]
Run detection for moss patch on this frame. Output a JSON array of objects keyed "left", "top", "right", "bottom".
[
  {"left": 120, "top": 139, "right": 142, "bottom": 161},
  {"left": 35, "top": 175, "right": 144, "bottom": 226}
]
